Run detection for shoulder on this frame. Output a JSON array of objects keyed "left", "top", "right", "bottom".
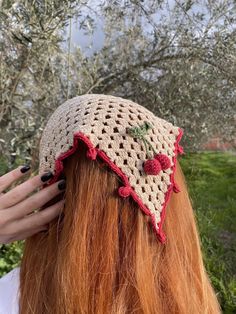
[{"left": 0, "top": 267, "right": 20, "bottom": 314}]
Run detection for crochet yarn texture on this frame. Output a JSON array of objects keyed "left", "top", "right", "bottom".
[{"left": 39, "top": 94, "right": 184, "bottom": 243}]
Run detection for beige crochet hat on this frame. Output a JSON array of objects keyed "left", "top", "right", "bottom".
[{"left": 39, "top": 94, "right": 184, "bottom": 243}]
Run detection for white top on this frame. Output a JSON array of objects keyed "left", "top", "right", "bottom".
[{"left": 0, "top": 267, "right": 20, "bottom": 314}]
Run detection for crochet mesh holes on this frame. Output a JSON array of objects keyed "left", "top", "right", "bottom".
[
  {"left": 162, "top": 173, "right": 170, "bottom": 186},
  {"left": 143, "top": 184, "right": 152, "bottom": 195},
  {"left": 39, "top": 94, "right": 181, "bottom": 228}
]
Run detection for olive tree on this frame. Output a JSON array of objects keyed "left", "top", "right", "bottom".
[{"left": 1, "top": 0, "right": 235, "bottom": 169}]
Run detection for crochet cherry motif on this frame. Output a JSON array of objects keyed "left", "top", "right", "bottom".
[
  {"left": 126, "top": 121, "right": 171, "bottom": 176},
  {"left": 144, "top": 153, "right": 171, "bottom": 175}
]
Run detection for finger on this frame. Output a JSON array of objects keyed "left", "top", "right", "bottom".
[
  {"left": 3, "top": 224, "right": 49, "bottom": 244},
  {"left": 13, "top": 199, "right": 65, "bottom": 234},
  {"left": 0, "top": 165, "right": 31, "bottom": 193},
  {"left": 0, "top": 171, "right": 54, "bottom": 209},
  {"left": 7, "top": 180, "right": 66, "bottom": 220}
]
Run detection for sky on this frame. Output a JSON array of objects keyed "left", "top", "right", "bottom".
[{"left": 62, "top": 2, "right": 105, "bottom": 56}]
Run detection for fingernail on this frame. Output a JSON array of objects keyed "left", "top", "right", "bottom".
[
  {"left": 41, "top": 171, "right": 53, "bottom": 182},
  {"left": 20, "top": 165, "right": 31, "bottom": 173},
  {"left": 58, "top": 180, "right": 66, "bottom": 190}
]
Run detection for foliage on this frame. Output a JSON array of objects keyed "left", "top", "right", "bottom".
[
  {"left": 0, "top": 242, "right": 23, "bottom": 275},
  {"left": 93, "top": 0, "right": 236, "bottom": 151},
  {"left": 179, "top": 152, "right": 236, "bottom": 312},
  {"left": 0, "top": 152, "right": 235, "bottom": 312},
  {"left": 1, "top": 1, "right": 236, "bottom": 169},
  {"left": 0, "top": 0, "right": 89, "bottom": 166}
]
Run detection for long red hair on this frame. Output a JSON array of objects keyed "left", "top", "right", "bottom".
[{"left": 19, "top": 142, "right": 221, "bottom": 313}]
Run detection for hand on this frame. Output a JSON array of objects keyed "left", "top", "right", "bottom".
[{"left": 0, "top": 165, "right": 66, "bottom": 244}]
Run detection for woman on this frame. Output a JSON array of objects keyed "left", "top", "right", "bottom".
[{"left": 0, "top": 94, "right": 221, "bottom": 313}]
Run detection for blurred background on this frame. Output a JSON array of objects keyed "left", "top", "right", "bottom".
[{"left": 0, "top": 1, "right": 235, "bottom": 312}]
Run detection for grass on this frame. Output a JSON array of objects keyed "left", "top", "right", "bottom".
[
  {"left": 179, "top": 151, "right": 236, "bottom": 313},
  {"left": 0, "top": 151, "right": 235, "bottom": 311}
]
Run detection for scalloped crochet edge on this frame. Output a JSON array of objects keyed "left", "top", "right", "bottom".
[
  {"left": 42, "top": 127, "right": 184, "bottom": 244},
  {"left": 156, "top": 127, "right": 184, "bottom": 243}
]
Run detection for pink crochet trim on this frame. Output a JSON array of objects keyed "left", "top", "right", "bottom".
[
  {"left": 42, "top": 128, "right": 184, "bottom": 244},
  {"left": 156, "top": 127, "right": 184, "bottom": 242}
]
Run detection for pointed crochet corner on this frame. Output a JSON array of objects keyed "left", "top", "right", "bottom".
[{"left": 155, "top": 127, "right": 184, "bottom": 243}]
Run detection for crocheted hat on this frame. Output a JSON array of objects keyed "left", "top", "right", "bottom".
[{"left": 39, "top": 94, "right": 184, "bottom": 243}]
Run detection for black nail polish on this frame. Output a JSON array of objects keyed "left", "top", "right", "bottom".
[
  {"left": 41, "top": 171, "right": 53, "bottom": 182},
  {"left": 58, "top": 180, "right": 66, "bottom": 190},
  {"left": 20, "top": 165, "right": 31, "bottom": 173}
]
